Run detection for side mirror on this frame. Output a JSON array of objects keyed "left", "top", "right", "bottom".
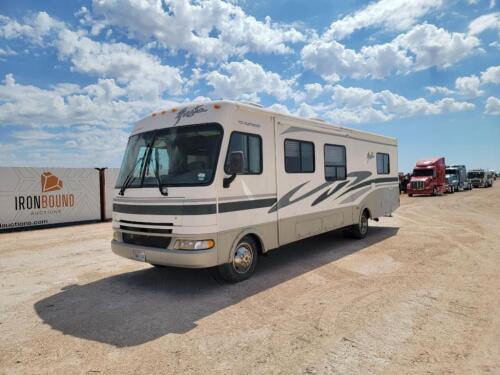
[
  {"left": 228, "top": 151, "right": 244, "bottom": 174},
  {"left": 224, "top": 151, "right": 244, "bottom": 188}
]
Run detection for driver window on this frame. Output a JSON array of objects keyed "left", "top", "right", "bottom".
[{"left": 224, "top": 132, "right": 262, "bottom": 174}]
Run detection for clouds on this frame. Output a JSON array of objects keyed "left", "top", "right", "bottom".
[
  {"left": 326, "top": 85, "right": 474, "bottom": 124},
  {"left": 455, "top": 75, "right": 484, "bottom": 97},
  {"left": 88, "top": 0, "right": 304, "bottom": 62},
  {"left": 301, "top": 39, "right": 412, "bottom": 80},
  {"left": 485, "top": 96, "right": 500, "bottom": 115},
  {"left": 205, "top": 59, "right": 299, "bottom": 101},
  {"left": 323, "top": 0, "right": 443, "bottom": 40},
  {"left": 481, "top": 65, "right": 500, "bottom": 84},
  {"left": 55, "top": 29, "right": 183, "bottom": 99},
  {"left": 268, "top": 84, "right": 475, "bottom": 125},
  {"left": 0, "top": 12, "right": 64, "bottom": 45},
  {"left": 302, "top": 23, "right": 480, "bottom": 80},
  {"left": 454, "top": 65, "right": 500, "bottom": 97},
  {"left": 0, "top": 74, "right": 171, "bottom": 128},
  {"left": 0, "top": 74, "right": 177, "bottom": 166},
  {"left": 394, "top": 24, "right": 479, "bottom": 70},
  {"left": 468, "top": 12, "right": 500, "bottom": 36},
  {"left": 0, "top": 11, "right": 184, "bottom": 100}
]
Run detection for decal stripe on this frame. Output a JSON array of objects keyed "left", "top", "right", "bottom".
[
  {"left": 337, "top": 177, "right": 399, "bottom": 198},
  {"left": 113, "top": 198, "right": 277, "bottom": 215},
  {"left": 219, "top": 198, "right": 277, "bottom": 213},
  {"left": 114, "top": 203, "right": 216, "bottom": 215}
]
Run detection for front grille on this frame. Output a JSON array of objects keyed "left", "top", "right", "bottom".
[
  {"left": 122, "top": 233, "right": 171, "bottom": 249},
  {"left": 411, "top": 181, "right": 424, "bottom": 189},
  {"left": 120, "top": 225, "right": 172, "bottom": 234}
]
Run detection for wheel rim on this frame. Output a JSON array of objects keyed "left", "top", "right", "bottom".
[
  {"left": 360, "top": 215, "right": 368, "bottom": 235},
  {"left": 232, "top": 243, "right": 253, "bottom": 274}
]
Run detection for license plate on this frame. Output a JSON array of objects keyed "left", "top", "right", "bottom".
[{"left": 132, "top": 249, "right": 146, "bottom": 262}]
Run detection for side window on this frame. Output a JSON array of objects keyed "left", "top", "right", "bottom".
[
  {"left": 224, "top": 132, "right": 262, "bottom": 174},
  {"left": 285, "top": 139, "right": 315, "bottom": 173},
  {"left": 376, "top": 153, "right": 390, "bottom": 174},
  {"left": 324, "top": 144, "right": 347, "bottom": 180}
]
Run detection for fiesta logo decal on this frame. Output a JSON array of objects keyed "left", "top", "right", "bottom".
[
  {"left": 14, "top": 172, "right": 75, "bottom": 211},
  {"left": 41, "top": 171, "right": 63, "bottom": 192}
]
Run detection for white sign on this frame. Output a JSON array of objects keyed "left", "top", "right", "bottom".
[{"left": 0, "top": 168, "right": 101, "bottom": 230}]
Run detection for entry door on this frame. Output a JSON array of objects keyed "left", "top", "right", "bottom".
[{"left": 274, "top": 121, "right": 322, "bottom": 245}]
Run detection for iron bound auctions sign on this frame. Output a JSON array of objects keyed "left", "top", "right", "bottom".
[{"left": 0, "top": 168, "right": 101, "bottom": 230}]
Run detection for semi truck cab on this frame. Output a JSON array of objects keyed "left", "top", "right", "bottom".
[{"left": 407, "top": 157, "right": 447, "bottom": 197}]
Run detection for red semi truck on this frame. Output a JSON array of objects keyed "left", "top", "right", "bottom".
[{"left": 407, "top": 157, "right": 447, "bottom": 197}]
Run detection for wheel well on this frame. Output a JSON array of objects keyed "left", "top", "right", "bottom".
[
  {"left": 244, "top": 233, "right": 264, "bottom": 255},
  {"left": 362, "top": 207, "right": 372, "bottom": 219}
]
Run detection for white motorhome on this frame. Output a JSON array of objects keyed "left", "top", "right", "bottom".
[{"left": 111, "top": 101, "right": 399, "bottom": 282}]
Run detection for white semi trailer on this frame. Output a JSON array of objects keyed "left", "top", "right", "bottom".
[{"left": 111, "top": 101, "right": 400, "bottom": 282}]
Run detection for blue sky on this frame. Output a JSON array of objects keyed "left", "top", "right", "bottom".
[{"left": 0, "top": 0, "right": 499, "bottom": 172}]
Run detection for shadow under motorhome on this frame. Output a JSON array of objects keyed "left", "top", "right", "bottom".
[{"left": 111, "top": 101, "right": 400, "bottom": 282}]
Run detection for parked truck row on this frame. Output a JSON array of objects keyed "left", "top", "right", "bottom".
[{"left": 401, "top": 157, "right": 495, "bottom": 197}]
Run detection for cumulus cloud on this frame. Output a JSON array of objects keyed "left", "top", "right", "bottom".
[
  {"left": 468, "top": 12, "right": 500, "bottom": 35},
  {"left": 304, "top": 83, "right": 324, "bottom": 99},
  {"left": 301, "top": 39, "right": 412, "bottom": 80},
  {"left": 87, "top": 0, "right": 304, "bottom": 62},
  {"left": 425, "top": 86, "right": 455, "bottom": 96},
  {"left": 394, "top": 24, "right": 480, "bottom": 70},
  {"left": 0, "top": 74, "right": 172, "bottom": 128},
  {"left": 294, "top": 84, "right": 475, "bottom": 125},
  {"left": 455, "top": 75, "right": 484, "bottom": 97},
  {"left": 453, "top": 65, "right": 500, "bottom": 97},
  {"left": 0, "top": 12, "right": 64, "bottom": 45},
  {"left": 0, "top": 11, "right": 185, "bottom": 99},
  {"left": 485, "top": 96, "right": 500, "bottom": 115},
  {"left": 55, "top": 29, "right": 183, "bottom": 99},
  {"left": 302, "top": 23, "right": 479, "bottom": 80},
  {"left": 205, "top": 59, "right": 299, "bottom": 101},
  {"left": 323, "top": 0, "right": 443, "bottom": 40},
  {"left": 481, "top": 65, "right": 500, "bottom": 84},
  {"left": 0, "top": 74, "right": 179, "bottom": 166}
]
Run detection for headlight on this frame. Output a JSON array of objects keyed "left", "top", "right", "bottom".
[{"left": 173, "top": 239, "right": 215, "bottom": 250}]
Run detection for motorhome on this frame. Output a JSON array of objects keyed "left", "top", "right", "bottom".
[{"left": 111, "top": 101, "right": 400, "bottom": 282}]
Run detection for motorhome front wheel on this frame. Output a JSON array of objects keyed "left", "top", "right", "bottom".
[{"left": 217, "top": 236, "right": 258, "bottom": 283}]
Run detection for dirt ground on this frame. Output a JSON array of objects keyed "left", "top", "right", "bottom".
[{"left": 1, "top": 185, "right": 499, "bottom": 375}]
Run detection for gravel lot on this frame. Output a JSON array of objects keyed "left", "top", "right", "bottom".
[{"left": 1, "top": 185, "right": 499, "bottom": 374}]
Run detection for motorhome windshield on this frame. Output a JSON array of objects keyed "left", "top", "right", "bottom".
[
  {"left": 468, "top": 171, "right": 484, "bottom": 179},
  {"left": 445, "top": 169, "right": 457, "bottom": 175},
  {"left": 413, "top": 168, "right": 434, "bottom": 177},
  {"left": 116, "top": 123, "right": 223, "bottom": 188}
]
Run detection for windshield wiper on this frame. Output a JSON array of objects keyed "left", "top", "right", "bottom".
[
  {"left": 144, "top": 137, "right": 169, "bottom": 196},
  {"left": 118, "top": 156, "right": 144, "bottom": 196}
]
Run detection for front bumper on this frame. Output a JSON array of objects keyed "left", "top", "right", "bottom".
[
  {"left": 111, "top": 239, "right": 219, "bottom": 268},
  {"left": 407, "top": 188, "right": 433, "bottom": 196}
]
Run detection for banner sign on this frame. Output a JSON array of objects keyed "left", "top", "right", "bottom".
[{"left": 0, "top": 167, "right": 103, "bottom": 230}]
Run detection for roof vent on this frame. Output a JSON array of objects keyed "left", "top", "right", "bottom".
[{"left": 239, "top": 101, "right": 263, "bottom": 108}]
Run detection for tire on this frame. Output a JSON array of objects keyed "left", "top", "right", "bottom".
[
  {"left": 408, "top": 193, "right": 413, "bottom": 197},
  {"left": 348, "top": 210, "right": 369, "bottom": 239},
  {"left": 432, "top": 187, "right": 438, "bottom": 196},
  {"left": 217, "top": 236, "right": 258, "bottom": 283}
]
